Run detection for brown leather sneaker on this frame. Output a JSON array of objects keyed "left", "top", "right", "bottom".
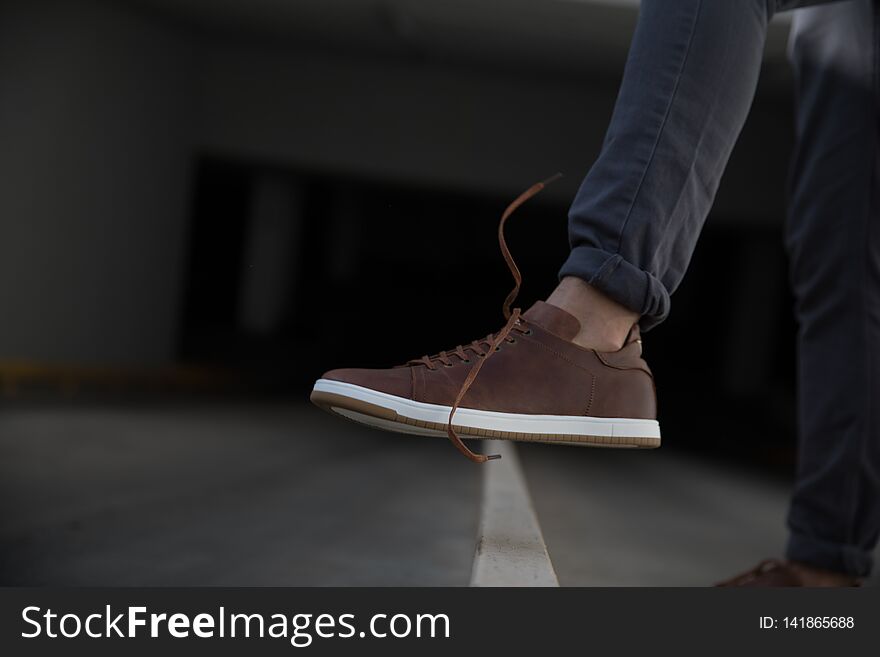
[
  {"left": 311, "top": 176, "right": 660, "bottom": 462},
  {"left": 715, "top": 559, "right": 862, "bottom": 587}
]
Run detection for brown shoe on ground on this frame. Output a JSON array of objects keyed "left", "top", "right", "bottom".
[
  {"left": 715, "top": 559, "right": 862, "bottom": 587},
  {"left": 311, "top": 177, "right": 660, "bottom": 462}
]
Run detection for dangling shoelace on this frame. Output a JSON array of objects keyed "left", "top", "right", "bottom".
[{"left": 406, "top": 173, "right": 563, "bottom": 463}]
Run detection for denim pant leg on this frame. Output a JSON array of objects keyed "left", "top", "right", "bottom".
[
  {"left": 784, "top": 0, "right": 880, "bottom": 578},
  {"left": 560, "top": 0, "right": 823, "bottom": 330}
]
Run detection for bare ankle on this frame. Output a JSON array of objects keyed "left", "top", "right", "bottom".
[{"left": 546, "top": 277, "right": 639, "bottom": 351}]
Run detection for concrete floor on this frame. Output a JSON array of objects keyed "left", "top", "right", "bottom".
[
  {"left": 522, "top": 443, "right": 880, "bottom": 587},
  {"left": 0, "top": 402, "right": 480, "bottom": 586},
  {"left": 1, "top": 401, "right": 876, "bottom": 586}
]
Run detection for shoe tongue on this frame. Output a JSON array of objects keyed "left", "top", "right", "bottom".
[{"left": 522, "top": 301, "right": 581, "bottom": 341}]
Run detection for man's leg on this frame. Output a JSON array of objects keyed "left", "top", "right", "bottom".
[
  {"left": 785, "top": 0, "right": 880, "bottom": 579},
  {"left": 311, "top": 0, "right": 858, "bottom": 472},
  {"left": 552, "top": 0, "right": 822, "bottom": 350}
]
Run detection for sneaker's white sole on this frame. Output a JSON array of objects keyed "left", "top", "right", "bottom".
[{"left": 310, "top": 379, "right": 661, "bottom": 448}]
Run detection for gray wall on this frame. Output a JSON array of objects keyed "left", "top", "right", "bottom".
[
  {"left": 0, "top": 0, "right": 194, "bottom": 365},
  {"left": 0, "top": 0, "right": 794, "bottom": 365}
]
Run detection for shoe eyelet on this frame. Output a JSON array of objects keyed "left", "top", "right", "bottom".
[
  {"left": 507, "top": 338, "right": 517, "bottom": 344},
  {"left": 494, "top": 346, "right": 501, "bottom": 352},
  {"left": 444, "top": 363, "right": 453, "bottom": 368},
  {"left": 524, "top": 329, "right": 532, "bottom": 336},
  {"left": 477, "top": 353, "right": 486, "bottom": 358},
  {"left": 463, "top": 359, "right": 471, "bottom": 364}
]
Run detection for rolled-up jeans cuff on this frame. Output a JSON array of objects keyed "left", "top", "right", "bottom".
[
  {"left": 785, "top": 531, "right": 873, "bottom": 578},
  {"left": 558, "top": 246, "right": 671, "bottom": 331}
]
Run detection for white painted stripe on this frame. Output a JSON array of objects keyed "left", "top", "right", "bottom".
[
  {"left": 470, "top": 441, "right": 559, "bottom": 587},
  {"left": 313, "top": 379, "right": 660, "bottom": 439}
]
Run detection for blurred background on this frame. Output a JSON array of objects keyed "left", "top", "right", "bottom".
[{"left": 3, "top": 0, "right": 867, "bottom": 586}]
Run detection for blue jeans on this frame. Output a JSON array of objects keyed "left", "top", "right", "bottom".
[{"left": 561, "top": 0, "right": 880, "bottom": 577}]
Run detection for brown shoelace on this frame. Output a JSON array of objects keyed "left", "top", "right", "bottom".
[{"left": 406, "top": 173, "right": 563, "bottom": 463}]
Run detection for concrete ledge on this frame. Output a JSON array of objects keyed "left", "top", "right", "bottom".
[{"left": 470, "top": 440, "right": 559, "bottom": 587}]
